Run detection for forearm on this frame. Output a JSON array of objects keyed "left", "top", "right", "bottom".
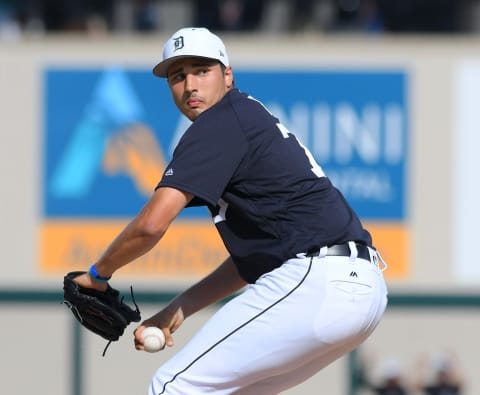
[
  {"left": 93, "top": 187, "right": 192, "bottom": 278},
  {"left": 94, "top": 217, "right": 164, "bottom": 277},
  {"left": 172, "top": 256, "right": 247, "bottom": 318}
]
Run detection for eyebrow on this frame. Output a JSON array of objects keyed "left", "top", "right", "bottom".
[{"left": 168, "top": 60, "right": 218, "bottom": 77}]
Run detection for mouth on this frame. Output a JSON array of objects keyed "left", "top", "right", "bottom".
[{"left": 186, "top": 97, "right": 202, "bottom": 108}]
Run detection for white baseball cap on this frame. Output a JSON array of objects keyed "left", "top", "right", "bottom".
[{"left": 153, "top": 27, "right": 230, "bottom": 78}]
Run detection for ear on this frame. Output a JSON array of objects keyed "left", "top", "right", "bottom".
[{"left": 224, "top": 66, "right": 234, "bottom": 89}]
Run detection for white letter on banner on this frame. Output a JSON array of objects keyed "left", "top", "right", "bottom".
[
  {"left": 312, "top": 103, "right": 331, "bottom": 162},
  {"left": 384, "top": 104, "right": 403, "bottom": 164},
  {"left": 335, "top": 103, "right": 381, "bottom": 164},
  {"left": 266, "top": 102, "right": 308, "bottom": 145}
]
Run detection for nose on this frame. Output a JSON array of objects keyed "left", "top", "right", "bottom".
[{"left": 184, "top": 73, "right": 196, "bottom": 93}]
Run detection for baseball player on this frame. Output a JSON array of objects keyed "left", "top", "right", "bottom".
[{"left": 72, "top": 27, "right": 388, "bottom": 394}]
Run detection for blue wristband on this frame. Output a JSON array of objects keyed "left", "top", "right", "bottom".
[{"left": 88, "top": 264, "right": 111, "bottom": 283}]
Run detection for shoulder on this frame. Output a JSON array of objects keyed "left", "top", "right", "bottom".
[
  {"left": 194, "top": 89, "right": 244, "bottom": 125},
  {"left": 190, "top": 89, "right": 254, "bottom": 132},
  {"left": 217, "top": 89, "right": 272, "bottom": 117},
  {"left": 226, "top": 89, "right": 279, "bottom": 128},
  {"left": 184, "top": 89, "right": 276, "bottom": 142}
]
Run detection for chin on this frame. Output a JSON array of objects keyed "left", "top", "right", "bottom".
[
  {"left": 186, "top": 112, "right": 199, "bottom": 122},
  {"left": 189, "top": 109, "right": 204, "bottom": 121}
]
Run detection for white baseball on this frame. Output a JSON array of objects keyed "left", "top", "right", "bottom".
[{"left": 142, "top": 327, "right": 165, "bottom": 353}]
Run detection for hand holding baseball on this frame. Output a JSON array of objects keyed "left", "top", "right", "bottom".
[
  {"left": 141, "top": 327, "right": 166, "bottom": 353},
  {"left": 134, "top": 304, "right": 185, "bottom": 352}
]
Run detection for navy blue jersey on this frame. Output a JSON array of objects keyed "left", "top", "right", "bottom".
[{"left": 158, "top": 89, "right": 371, "bottom": 283}]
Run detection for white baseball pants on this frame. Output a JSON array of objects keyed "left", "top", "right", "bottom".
[{"left": 148, "top": 249, "right": 388, "bottom": 395}]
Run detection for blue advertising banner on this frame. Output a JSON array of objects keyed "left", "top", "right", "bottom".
[{"left": 45, "top": 68, "right": 406, "bottom": 219}]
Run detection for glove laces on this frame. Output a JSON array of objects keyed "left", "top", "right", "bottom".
[{"left": 102, "top": 285, "right": 140, "bottom": 357}]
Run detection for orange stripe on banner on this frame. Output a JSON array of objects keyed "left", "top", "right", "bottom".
[
  {"left": 40, "top": 220, "right": 228, "bottom": 280},
  {"left": 364, "top": 221, "right": 410, "bottom": 280},
  {"left": 40, "top": 220, "right": 409, "bottom": 281}
]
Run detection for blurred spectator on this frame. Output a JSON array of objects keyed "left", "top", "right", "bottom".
[
  {"left": 40, "top": 0, "right": 114, "bottom": 32},
  {"left": 354, "top": 350, "right": 412, "bottom": 395},
  {"left": 416, "top": 351, "right": 463, "bottom": 395},
  {"left": 329, "top": 0, "right": 384, "bottom": 33},
  {"left": 289, "top": 0, "right": 316, "bottom": 31},
  {"left": 0, "top": 1, "right": 22, "bottom": 40},
  {"left": 369, "top": 357, "right": 411, "bottom": 395},
  {"left": 133, "top": 0, "right": 159, "bottom": 32},
  {"left": 376, "top": 0, "right": 464, "bottom": 33},
  {"left": 0, "top": 0, "right": 114, "bottom": 34},
  {"left": 193, "top": 0, "right": 265, "bottom": 31}
]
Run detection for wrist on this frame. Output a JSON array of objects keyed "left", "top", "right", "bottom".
[{"left": 88, "top": 264, "right": 112, "bottom": 283}]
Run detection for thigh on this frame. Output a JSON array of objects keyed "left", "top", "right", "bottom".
[
  {"left": 149, "top": 259, "right": 315, "bottom": 394},
  {"left": 149, "top": 259, "right": 311, "bottom": 394}
]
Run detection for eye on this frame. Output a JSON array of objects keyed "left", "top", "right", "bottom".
[
  {"left": 196, "top": 67, "right": 211, "bottom": 76},
  {"left": 169, "top": 73, "right": 185, "bottom": 83}
]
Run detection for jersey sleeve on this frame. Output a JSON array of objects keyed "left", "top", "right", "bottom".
[{"left": 157, "top": 108, "right": 248, "bottom": 206}]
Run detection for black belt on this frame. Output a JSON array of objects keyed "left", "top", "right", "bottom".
[{"left": 306, "top": 242, "right": 371, "bottom": 261}]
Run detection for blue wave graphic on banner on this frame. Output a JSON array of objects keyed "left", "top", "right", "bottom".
[{"left": 50, "top": 68, "right": 144, "bottom": 198}]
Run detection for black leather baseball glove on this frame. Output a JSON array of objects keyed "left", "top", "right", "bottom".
[{"left": 63, "top": 271, "right": 141, "bottom": 354}]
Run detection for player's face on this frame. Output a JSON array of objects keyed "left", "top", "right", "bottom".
[{"left": 167, "top": 57, "right": 233, "bottom": 121}]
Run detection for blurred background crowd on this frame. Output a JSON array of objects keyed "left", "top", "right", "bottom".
[
  {"left": 355, "top": 349, "right": 464, "bottom": 395},
  {"left": 2, "top": 0, "right": 480, "bottom": 40}
]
